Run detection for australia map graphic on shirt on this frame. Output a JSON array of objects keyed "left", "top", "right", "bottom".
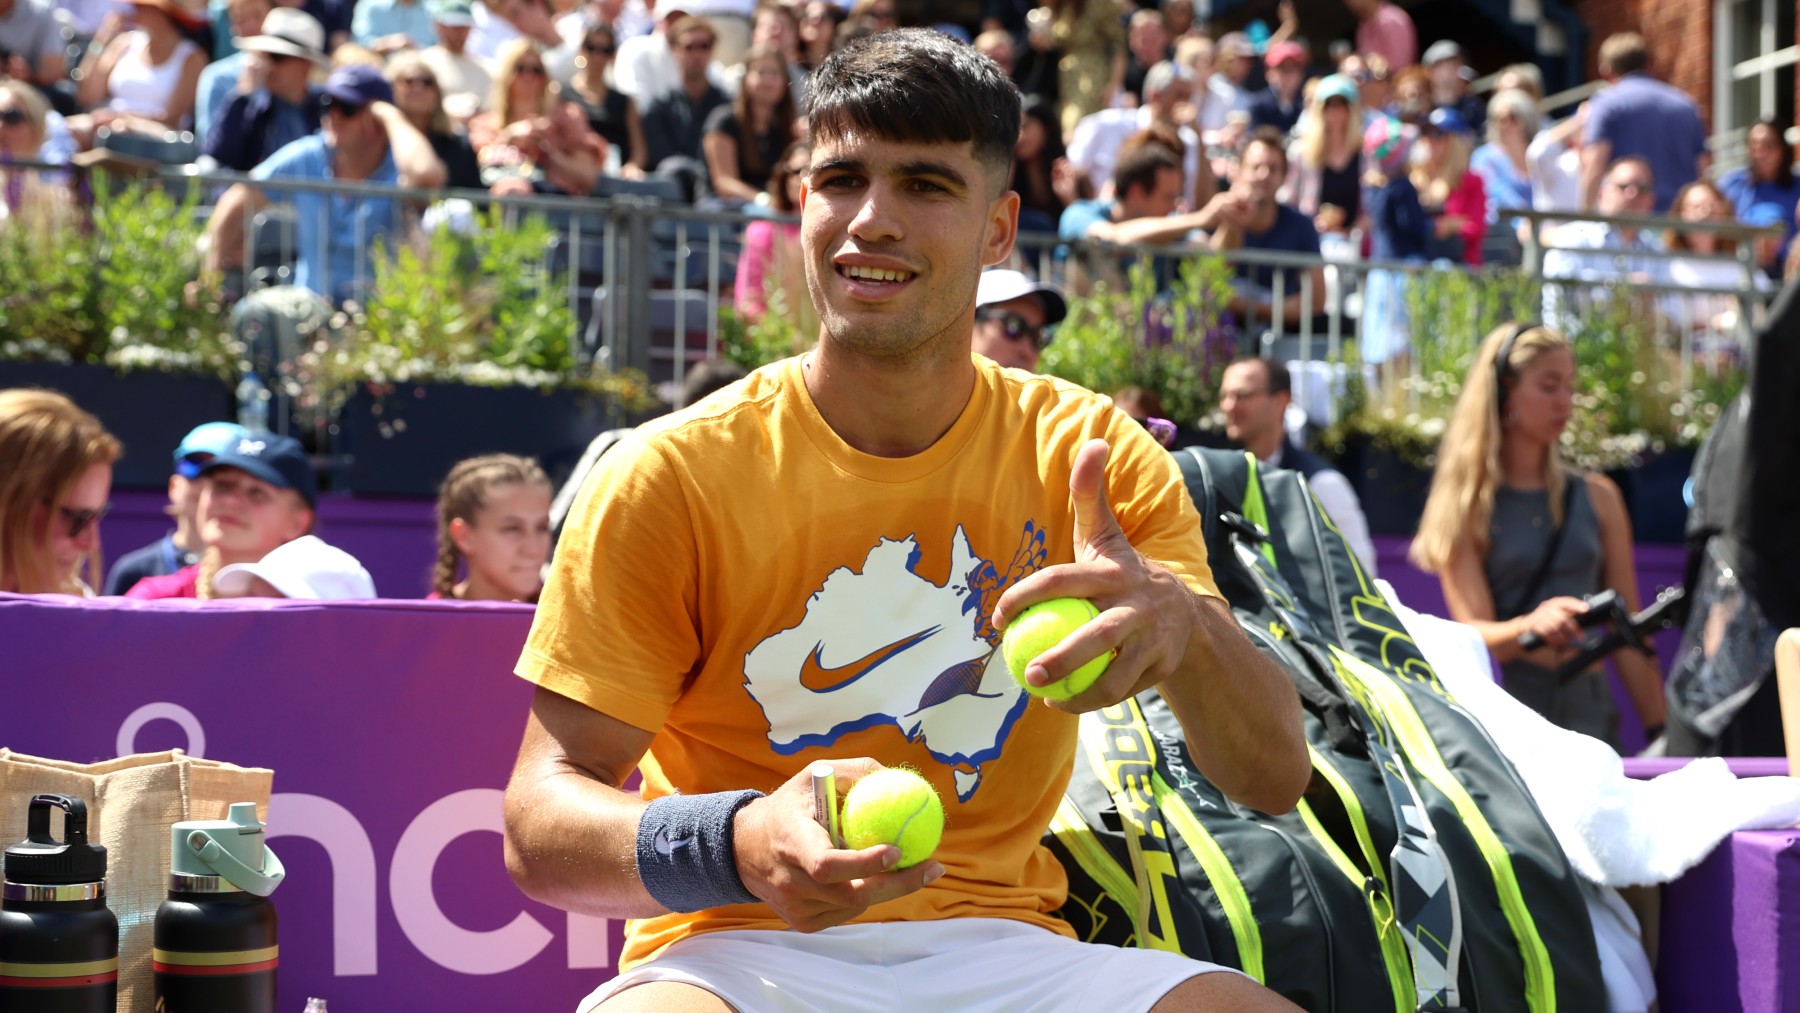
[{"left": 742, "top": 522, "right": 1047, "bottom": 802}]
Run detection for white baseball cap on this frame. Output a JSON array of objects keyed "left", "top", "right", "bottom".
[
  {"left": 975, "top": 269, "right": 1067, "bottom": 325},
  {"left": 214, "top": 536, "right": 377, "bottom": 600}
]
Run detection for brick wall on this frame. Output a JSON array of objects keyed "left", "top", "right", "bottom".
[{"left": 1570, "top": 0, "right": 1715, "bottom": 130}]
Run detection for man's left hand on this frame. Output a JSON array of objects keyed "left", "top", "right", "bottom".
[{"left": 992, "top": 438, "right": 1198, "bottom": 710}]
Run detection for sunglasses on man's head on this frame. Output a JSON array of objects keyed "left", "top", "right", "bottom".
[
  {"left": 975, "top": 309, "right": 1049, "bottom": 350},
  {"left": 55, "top": 503, "right": 110, "bottom": 539},
  {"left": 583, "top": 42, "right": 614, "bottom": 54}
]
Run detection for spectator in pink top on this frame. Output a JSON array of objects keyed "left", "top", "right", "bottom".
[
  {"left": 733, "top": 140, "right": 813, "bottom": 332},
  {"left": 1345, "top": 0, "right": 1415, "bottom": 71},
  {"left": 1414, "top": 106, "right": 1487, "bottom": 265}
]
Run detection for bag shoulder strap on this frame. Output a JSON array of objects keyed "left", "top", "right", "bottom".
[{"left": 1501, "top": 477, "right": 1580, "bottom": 620}]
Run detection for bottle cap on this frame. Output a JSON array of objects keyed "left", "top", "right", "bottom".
[
  {"left": 4, "top": 794, "right": 107, "bottom": 886},
  {"left": 171, "top": 802, "right": 285, "bottom": 896}
]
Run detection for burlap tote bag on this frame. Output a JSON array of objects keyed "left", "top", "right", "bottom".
[{"left": 0, "top": 749, "right": 273, "bottom": 1013}]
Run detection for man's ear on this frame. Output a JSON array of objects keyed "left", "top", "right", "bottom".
[{"left": 983, "top": 188, "right": 1020, "bottom": 268}]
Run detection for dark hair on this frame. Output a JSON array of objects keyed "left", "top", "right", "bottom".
[
  {"left": 732, "top": 46, "right": 798, "bottom": 184},
  {"left": 1748, "top": 119, "right": 1796, "bottom": 189},
  {"left": 768, "top": 138, "right": 811, "bottom": 213},
  {"left": 682, "top": 358, "right": 750, "bottom": 405},
  {"left": 806, "top": 28, "right": 1021, "bottom": 190},
  {"left": 1243, "top": 125, "right": 1289, "bottom": 172},
  {"left": 1020, "top": 95, "right": 1065, "bottom": 164},
  {"left": 1230, "top": 356, "right": 1291, "bottom": 396},
  {"left": 1112, "top": 142, "right": 1181, "bottom": 199}
]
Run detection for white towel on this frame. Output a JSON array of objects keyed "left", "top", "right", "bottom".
[
  {"left": 1378, "top": 579, "right": 1800, "bottom": 1013},
  {"left": 1376, "top": 578, "right": 1800, "bottom": 887}
]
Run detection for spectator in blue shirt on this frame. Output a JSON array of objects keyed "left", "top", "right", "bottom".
[
  {"left": 1470, "top": 87, "right": 1536, "bottom": 232},
  {"left": 1580, "top": 32, "right": 1706, "bottom": 213},
  {"left": 353, "top": 0, "right": 437, "bottom": 55},
  {"left": 1717, "top": 119, "right": 1799, "bottom": 280},
  {"left": 195, "top": 0, "right": 272, "bottom": 141},
  {"left": 204, "top": 7, "right": 329, "bottom": 171},
  {"left": 200, "top": 64, "right": 448, "bottom": 304}
]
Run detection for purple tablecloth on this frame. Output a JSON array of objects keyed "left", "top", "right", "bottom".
[
  {"left": 1660, "top": 828, "right": 1800, "bottom": 1013},
  {"left": 0, "top": 592, "right": 615, "bottom": 1011}
]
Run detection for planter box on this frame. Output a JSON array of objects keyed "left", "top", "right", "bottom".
[
  {"left": 1333, "top": 434, "right": 1432, "bottom": 538},
  {"left": 336, "top": 383, "right": 626, "bottom": 497},
  {"left": 1608, "top": 447, "right": 1696, "bottom": 545},
  {"left": 0, "top": 361, "right": 236, "bottom": 489}
]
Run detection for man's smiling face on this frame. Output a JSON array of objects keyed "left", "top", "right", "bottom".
[{"left": 801, "top": 132, "right": 1017, "bottom": 359}]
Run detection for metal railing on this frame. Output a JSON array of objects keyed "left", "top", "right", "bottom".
[{"left": 1, "top": 159, "right": 1782, "bottom": 423}]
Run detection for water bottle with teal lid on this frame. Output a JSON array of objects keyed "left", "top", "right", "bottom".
[{"left": 154, "top": 802, "right": 284, "bottom": 1013}]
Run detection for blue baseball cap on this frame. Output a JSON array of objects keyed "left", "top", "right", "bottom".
[
  {"left": 323, "top": 64, "right": 393, "bottom": 108},
  {"left": 174, "top": 422, "right": 251, "bottom": 478},
  {"left": 197, "top": 434, "right": 318, "bottom": 509},
  {"left": 1426, "top": 106, "right": 1471, "bottom": 136}
]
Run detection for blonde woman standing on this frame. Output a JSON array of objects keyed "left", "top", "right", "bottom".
[{"left": 1410, "top": 323, "right": 1665, "bottom": 750}]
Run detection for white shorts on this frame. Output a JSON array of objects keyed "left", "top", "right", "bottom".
[{"left": 577, "top": 918, "right": 1241, "bottom": 1013}]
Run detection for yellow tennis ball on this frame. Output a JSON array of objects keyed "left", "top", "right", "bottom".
[
  {"left": 1002, "top": 597, "right": 1110, "bottom": 700},
  {"left": 840, "top": 767, "right": 945, "bottom": 870}
]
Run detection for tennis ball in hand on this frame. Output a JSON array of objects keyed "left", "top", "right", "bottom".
[
  {"left": 840, "top": 767, "right": 945, "bottom": 870},
  {"left": 1002, "top": 597, "right": 1110, "bottom": 700}
]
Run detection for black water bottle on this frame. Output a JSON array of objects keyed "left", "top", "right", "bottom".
[
  {"left": 153, "top": 802, "right": 283, "bottom": 1013},
  {"left": 0, "top": 794, "right": 118, "bottom": 1013}
]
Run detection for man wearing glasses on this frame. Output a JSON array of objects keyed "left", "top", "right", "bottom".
[
  {"left": 1541, "top": 156, "right": 1665, "bottom": 329},
  {"left": 639, "top": 15, "right": 728, "bottom": 191},
  {"left": 971, "top": 268, "right": 1065, "bottom": 372}
]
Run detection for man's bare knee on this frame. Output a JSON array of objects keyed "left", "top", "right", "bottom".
[
  {"left": 1150, "top": 971, "right": 1304, "bottom": 1012},
  {"left": 595, "top": 980, "right": 741, "bottom": 1013}
]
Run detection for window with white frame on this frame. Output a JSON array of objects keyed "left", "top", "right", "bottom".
[{"left": 1713, "top": 0, "right": 1797, "bottom": 143}]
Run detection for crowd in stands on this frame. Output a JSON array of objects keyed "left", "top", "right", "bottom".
[
  {"left": 0, "top": 0, "right": 1792, "bottom": 287},
  {"left": 2, "top": 0, "right": 1798, "bottom": 374}
]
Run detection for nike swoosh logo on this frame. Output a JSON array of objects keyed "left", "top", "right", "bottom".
[
  {"left": 652, "top": 826, "right": 694, "bottom": 856},
  {"left": 799, "top": 627, "right": 941, "bottom": 693}
]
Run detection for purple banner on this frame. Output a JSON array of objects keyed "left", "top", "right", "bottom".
[{"left": 0, "top": 593, "right": 619, "bottom": 1011}]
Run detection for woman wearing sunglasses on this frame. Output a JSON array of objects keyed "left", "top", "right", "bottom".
[
  {"left": 387, "top": 52, "right": 484, "bottom": 190},
  {"left": 0, "top": 80, "right": 72, "bottom": 226},
  {"left": 565, "top": 23, "right": 647, "bottom": 178},
  {"left": 0, "top": 389, "right": 121, "bottom": 596},
  {"left": 469, "top": 37, "right": 604, "bottom": 195}
]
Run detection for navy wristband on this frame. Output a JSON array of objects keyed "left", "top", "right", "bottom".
[{"left": 635, "top": 790, "right": 764, "bottom": 913}]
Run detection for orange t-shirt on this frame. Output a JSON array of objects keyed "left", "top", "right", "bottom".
[{"left": 517, "top": 356, "right": 1218, "bottom": 969}]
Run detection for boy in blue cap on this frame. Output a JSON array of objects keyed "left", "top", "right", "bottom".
[
  {"left": 103, "top": 422, "right": 250, "bottom": 595},
  {"left": 123, "top": 433, "right": 322, "bottom": 599}
]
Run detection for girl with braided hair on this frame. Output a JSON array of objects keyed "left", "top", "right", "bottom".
[{"left": 431, "top": 454, "right": 552, "bottom": 601}]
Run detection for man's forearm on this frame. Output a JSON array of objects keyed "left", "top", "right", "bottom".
[
  {"left": 374, "top": 103, "right": 446, "bottom": 189},
  {"left": 503, "top": 755, "right": 667, "bottom": 919},
  {"left": 1158, "top": 592, "right": 1308, "bottom": 814}
]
